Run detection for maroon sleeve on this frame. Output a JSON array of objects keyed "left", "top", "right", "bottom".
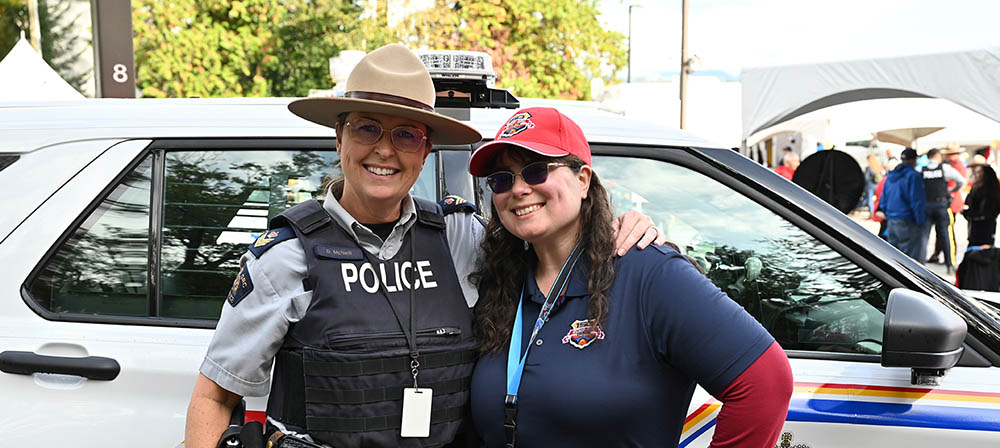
[{"left": 709, "top": 341, "right": 793, "bottom": 448}]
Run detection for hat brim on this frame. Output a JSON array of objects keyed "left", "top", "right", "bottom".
[
  {"left": 468, "top": 139, "right": 570, "bottom": 176},
  {"left": 289, "top": 97, "right": 482, "bottom": 145}
]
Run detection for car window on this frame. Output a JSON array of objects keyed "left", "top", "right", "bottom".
[
  {"left": 27, "top": 155, "right": 154, "bottom": 317},
  {"left": 28, "top": 147, "right": 440, "bottom": 323},
  {"left": 0, "top": 155, "right": 17, "bottom": 173},
  {"left": 594, "top": 154, "right": 892, "bottom": 356}
]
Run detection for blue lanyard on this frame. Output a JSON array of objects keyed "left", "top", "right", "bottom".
[{"left": 505, "top": 242, "right": 585, "bottom": 403}]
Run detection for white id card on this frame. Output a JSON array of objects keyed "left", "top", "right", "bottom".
[{"left": 401, "top": 387, "right": 433, "bottom": 437}]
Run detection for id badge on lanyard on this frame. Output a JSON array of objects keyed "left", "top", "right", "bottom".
[
  {"left": 503, "top": 242, "right": 585, "bottom": 447},
  {"left": 361, "top": 231, "right": 430, "bottom": 438}
]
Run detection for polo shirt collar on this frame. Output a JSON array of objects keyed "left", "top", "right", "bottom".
[{"left": 523, "top": 254, "right": 591, "bottom": 305}]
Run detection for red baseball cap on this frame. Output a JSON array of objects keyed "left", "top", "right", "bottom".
[{"left": 468, "top": 107, "right": 591, "bottom": 176}]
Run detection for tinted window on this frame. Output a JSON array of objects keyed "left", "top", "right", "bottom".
[
  {"left": 160, "top": 150, "right": 339, "bottom": 319},
  {"left": 594, "top": 155, "right": 891, "bottom": 355},
  {"left": 28, "top": 155, "right": 153, "bottom": 316},
  {"left": 0, "top": 155, "right": 17, "bottom": 172}
]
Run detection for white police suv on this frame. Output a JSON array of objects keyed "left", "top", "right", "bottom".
[{"left": 1, "top": 53, "right": 999, "bottom": 446}]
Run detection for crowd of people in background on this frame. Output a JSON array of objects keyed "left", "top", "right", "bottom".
[
  {"left": 773, "top": 142, "right": 1000, "bottom": 278},
  {"left": 869, "top": 145, "right": 1000, "bottom": 275}
]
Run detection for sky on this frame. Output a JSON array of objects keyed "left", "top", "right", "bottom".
[{"left": 598, "top": 0, "right": 1000, "bottom": 81}]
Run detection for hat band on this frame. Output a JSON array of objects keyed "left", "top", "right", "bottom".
[{"left": 345, "top": 91, "right": 434, "bottom": 112}]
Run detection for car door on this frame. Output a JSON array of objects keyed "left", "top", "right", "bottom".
[
  {"left": 588, "top": 145, "right": 1000, "bottom": 447},
  {"left": 0, "top": 138, "right": 452, "bottom": 446}
]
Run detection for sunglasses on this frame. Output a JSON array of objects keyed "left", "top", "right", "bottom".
[
  {"left": 486, "top": 161, "right": 571, "bottom": 193},
  {"left": 344, "top": 119, "right": 428, "bottom": 153}
]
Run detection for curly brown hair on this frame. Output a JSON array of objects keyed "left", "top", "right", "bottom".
[{"left": 471, "top": 151, "right": 616, "bottom": 354}]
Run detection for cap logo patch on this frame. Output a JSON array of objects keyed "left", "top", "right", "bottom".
[
  {"left": 498, "top": 112, "right": 535, "bottom": 138},
  {"left": 562, "top": 319, "right": 605, "bottom": 349}
]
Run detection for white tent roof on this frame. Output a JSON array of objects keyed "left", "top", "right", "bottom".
[
  {"left": 740, "top": 48, "right": 1000, "bottom": 142},
  {"left": 0, "top": 37, "right": 83, "bottom": 101}
]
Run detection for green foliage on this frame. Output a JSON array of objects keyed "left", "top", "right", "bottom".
[
  {"left": 0, "top": 0, "right": 27, "bottom": 61},
  {"left": 406, "top": 0, "right": 626, "bottom": 100},
  {"left": 132, "top": 0, "right": 286, "bottom": 97},
  {"left": 264, "top": 0, "right": 364, "bottom": 97},
  {"left": 0, "top": 0, "right": 89, "bottom": 93},
  {"left": 129, "top": 0, "right": 623, "bottom": 100},
  {"left": 38, "top": 0, "right": 91, "bottom": 92}
]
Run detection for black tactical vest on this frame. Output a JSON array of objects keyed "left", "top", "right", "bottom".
[
  {"left": 265, "top": 199, "right": 476, "bottom": 448},
  {"left": 922, "top": 164, "right": 949, "bottom": 202}
]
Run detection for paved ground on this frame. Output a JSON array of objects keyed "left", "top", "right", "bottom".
[{"left": 847, "top": 208, "right": 966, "bottom": 283}]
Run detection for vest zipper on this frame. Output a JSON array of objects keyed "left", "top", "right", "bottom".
[{"left": 327, "top": 327, "right": 461, "bottom": 348}]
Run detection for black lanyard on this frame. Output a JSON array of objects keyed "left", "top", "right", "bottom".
[{"left": 360, "top": 225, "right": 421, "bottom": 387}]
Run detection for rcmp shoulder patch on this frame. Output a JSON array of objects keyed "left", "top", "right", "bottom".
[
  {"left": 438, "top": 195, "right": 478, "bottom": 216},
  {"left": 227, "top": 265, "right": 253, "bottom": 307},
  {"left": 248, "top": 227, "right": 296, "bottom": 258}
]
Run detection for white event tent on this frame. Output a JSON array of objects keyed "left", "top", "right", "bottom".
[
  {"left": 741, "top": 48, "right": 1000, "bottom": 151},
  {"left": 0, "top": 37, "right": 84, "bottom": 101}
]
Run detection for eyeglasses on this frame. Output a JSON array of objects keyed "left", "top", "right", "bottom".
[
  {"left": 485, "top": 161, "right": 570, "bottom": 193},
  {"left": 344, "top": 119, "right": 428, "bottom": 153}
]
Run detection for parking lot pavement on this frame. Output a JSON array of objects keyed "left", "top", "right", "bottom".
[{"left": 847, "top": 208, "right": 964, "bottom": 284}]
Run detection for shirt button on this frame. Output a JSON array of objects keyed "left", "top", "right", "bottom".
[{"left": 535, "top": 339, "right": 544, "bottom": 346}]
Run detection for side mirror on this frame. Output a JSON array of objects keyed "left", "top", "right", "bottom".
[{"left": 881, "top": 289, "right": 967, "bottom": 385}]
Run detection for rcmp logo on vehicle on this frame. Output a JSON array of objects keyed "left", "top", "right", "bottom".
[
  {"left": 562, "top": 319, "right": 605, "bottom": 349},
  {"left": 498, "top": 112, "right": 535, "bottom": 138}
]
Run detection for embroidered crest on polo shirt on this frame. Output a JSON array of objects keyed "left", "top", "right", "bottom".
[
  {"left": 498, "top": 111, "right": 535, "bottom": 138},
  {"left": 227, "top": 265, "right": 254, "bottom": 307},
  {"left": 562, "top": 319, "right": 605, "bottom": 349}
]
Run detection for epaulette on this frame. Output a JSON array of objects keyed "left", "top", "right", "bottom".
[
  {"left": 248, "top": 227, "right": 297, "bottom": 258},
  {"left": 438, "top": 195, "right": 478, "bottom": 215}
]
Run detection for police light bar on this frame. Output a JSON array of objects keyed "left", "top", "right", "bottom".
[
  {"left": 415, "top": 50, "right": 497, "bottom": 87},
  {"left": 414, "top": 50, "right": 518, "bottom": 110}
]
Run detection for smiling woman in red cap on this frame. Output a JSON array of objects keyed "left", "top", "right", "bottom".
[
  {"left": 467, "top": 107, "right": 793, "bottom": 447},
  {"left": 185, "top": 45, "right": 664, "bottom": 448}
]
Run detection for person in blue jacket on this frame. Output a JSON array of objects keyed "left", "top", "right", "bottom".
[
  {"left": 466, "top": 107, "right": 792, "bottom": 447},
  {"left": 881, "top": 147, "right": 927, "bottom": 260}
]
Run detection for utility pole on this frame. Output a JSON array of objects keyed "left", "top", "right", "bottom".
[
  {"left": 26, "top": 0, "right": 41, "bottom": 53},
  {"left": 679, "top": 0, "right": 689, "bottom": 129},
  {"left": 627, "top": 4, "right": 639, "bottom": 83}
]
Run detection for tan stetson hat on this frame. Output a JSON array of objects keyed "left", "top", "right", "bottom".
[{"left": 288, "top": 44, "right": 482, "bottom": 145}]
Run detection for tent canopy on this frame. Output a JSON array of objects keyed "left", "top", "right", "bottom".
[
  {"left": 875, "top": 127, "right": 944, "bottom": 147},
  {"left": 741, "top": 48, "right": 1000, "bottom": 142},
  {"left": 0, "top": 37, "right": 83, "bottom": 101}
]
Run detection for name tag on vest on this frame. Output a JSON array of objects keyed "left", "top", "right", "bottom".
[{"left": 314, "top": 245, "right": 364, "bottom": 260}]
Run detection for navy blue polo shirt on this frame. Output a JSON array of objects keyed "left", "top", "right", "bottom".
[{"left": 470, "top": 245, "right": 774, "bottom": 447}]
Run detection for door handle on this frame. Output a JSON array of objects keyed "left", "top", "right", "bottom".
[{"left": 0, "top": 351, "right": 120, "bottom": 381}]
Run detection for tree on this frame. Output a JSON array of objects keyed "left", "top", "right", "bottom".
[
  {"left": 405, "top": 0, "right": 626, "bottom": 100},
  {"left": 0, "top": 0, "right": 27, "bottom": 61},
  {"left": 38, "top": 0, "right": 91, "bottom": 92},
  {"left": 0, "top": 0, "right": 89, "bottom": 94},
  {"left": 264, "top": 0, "right": 367, "bottom": 97},
  {"left": 131, "top": 0, "right": 285, "bottom": 97}
]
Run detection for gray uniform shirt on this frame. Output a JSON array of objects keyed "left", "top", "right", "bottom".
[{"left": 200, "top": 189, "right": 483, "bottom": 397}]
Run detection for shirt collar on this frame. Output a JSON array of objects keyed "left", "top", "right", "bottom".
[
  {"left": 523, "top": 254, "right": 592, "bottom": 305},
  {"left": 321, "top": 181, "right": 418, "bottom": 259}
]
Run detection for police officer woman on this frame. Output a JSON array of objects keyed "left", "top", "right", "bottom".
[
  {"left": 467, "top": 107, "right": 794, "bottom": 447},
  {"left": 185, "top": 45, "right": 664, "bottom": 448}
]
